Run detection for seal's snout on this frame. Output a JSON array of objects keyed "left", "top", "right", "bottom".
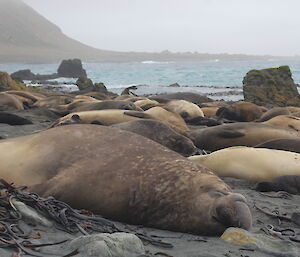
[{"left": 215, "top": 193, "right": 252, "bottom": 231}]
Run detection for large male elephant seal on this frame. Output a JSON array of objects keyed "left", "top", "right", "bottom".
[
  {"left": 0, "top": 125, "right": 251, "bottom": 236},
  {"left": 187, "top": 122, "right": 300, "bottom": 151},
  {"left": 254, "top": 175, "right": 300, "bottom": 194},
  {"left": 254, "top": 138, "right": 300, "bottom": 154},
  {"left": 189, "top": 147, "right": 300, "bottom": 182},
  {"left": 112, "top": 119, "right": 197, "bottom": 156}
]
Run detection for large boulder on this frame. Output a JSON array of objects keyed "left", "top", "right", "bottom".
[
  {"left": 243, "top": 66, "right": 300, "bottom": 106},
  {"left": 57, "top": 59, "right": 87, "bottom": 78},
  {"left": 0, "top": 72, "right": 27, "bottom": 91},
  {"left": 76, "top": 77, "right": 94, "bottom": 91}
]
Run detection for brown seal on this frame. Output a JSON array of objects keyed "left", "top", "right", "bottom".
[
  {"left": 216, "top": 101, "right": 263, "bottom": 122},
  {"left": 112, "top": 119, "right": 197, "bottom": 156},
  {"left": 0, "top": 125, "right": 252, "bottom": 236},
  {"left": 187, "top": 122, "right": 300, "bottom": 151}
]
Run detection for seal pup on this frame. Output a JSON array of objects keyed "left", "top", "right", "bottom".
[
  {"left": 187, "top": 122, "right": 300, "bottom": 151},
  {"left": 112, "top": 119, "right": 197, "bottom": 156},
  {"left": 189, "top": 146, "right": 300, "bottom": 182},
  {"left": 255, "top": 175, "right": 300, "bottom": 194},
  {"left": 254, "top": 138, "right": 300, "bottom": 154},
  {"left": 0, "top": 125, "right": 252, "bottom": 236}
]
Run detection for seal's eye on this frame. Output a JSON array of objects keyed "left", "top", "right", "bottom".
[{"left": 209, "top": 190, "right": 229, "bottom": 197}]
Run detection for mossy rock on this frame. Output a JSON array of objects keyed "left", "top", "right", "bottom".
[
  {"left": 0, "top": 72, "right": 27, "bottom": 91},
  {"left": 243, "top": 66, "right": 300, "bottom": 107}
]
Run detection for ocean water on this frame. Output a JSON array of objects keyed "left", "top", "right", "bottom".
[{"left": 1, "top": 59, "right": 300, "bottom": 101}]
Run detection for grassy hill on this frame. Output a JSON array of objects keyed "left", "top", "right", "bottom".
[{"left": 0, "top": 0, "right": 283, "bottom": 63}]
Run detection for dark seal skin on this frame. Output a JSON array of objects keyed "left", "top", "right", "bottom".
[
  {"left": 255, "top": 175, "right": 300, "bottom": 195},
  {"left": 254, "top": 138, "right": 300, "bottom": 154},
  {"left": 187, "top": 122, "right": 300, "bottom": 152},
  {"left": 0, "top": 112, "right": 32, "bottom": 125},
  {"left": 112, "top": 119, "right": 197, "bottom": 156},
  {"left": 0, "top": 125, "right": 252, "bottom": 236}
]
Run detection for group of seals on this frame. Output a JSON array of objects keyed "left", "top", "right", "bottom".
[{"left": 0, "top": 125, "right": 252, "bottom": 236}]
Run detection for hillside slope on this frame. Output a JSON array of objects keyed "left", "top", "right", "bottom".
[{"left": 0, "top": 0, "right": 281, "bottom": 63}]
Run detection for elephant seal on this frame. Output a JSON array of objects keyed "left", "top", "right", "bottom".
[
  {"left": 263, "top": 115, "right": 300, "bottom": 132},
  {"left": 112, "top": 119, "right": 197, "bottom": 156},
  {"left": 50, "top": 109, "right": 143, "bottom": 127},
  {"left": 33, "top": 95, "right": 73, "bottom": 108},
  {"left": 150, "top": 92, "right": 213, "bottom": 105},
  {"left": 216, "top": 101, "right": 263, "bottom": 122},
  {"left": 189, "top": 147, "right": 300, "bottom": 182},
  {"left": 255, "top": 175, "right": 300, "bottom": 194},
  {"left": 0, "top": 112, "right": 33, "bottom": 125},
  {"left": 144, "top": 106, "right": 189, "bottom": 134},
  {"left": 0, "top": 92, "right": 24, "bottom": 110},
  {"left": 0, "top": 125, "right": 252, "bottom": 236},
  {"left": 258, "top": 107, "right": 291, "bottom": 122},
  {"left": 164, "top": 100, "right": 204, "bottom": 124},
  {"left": 187, "top": 122, "right": 300, "bottom": 151},
  {"left": 134, "top": 99, "right": 160, "bottom": 110},
  {"left": 254, "top": 138, "right": 300, "bottom": 154}
]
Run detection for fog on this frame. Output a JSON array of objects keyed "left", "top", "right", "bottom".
[{"left": 23, "top": 0, "right": 300, "bottom": 56}]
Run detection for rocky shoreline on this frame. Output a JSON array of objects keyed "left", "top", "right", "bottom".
[{"left": 0, "top": 64, "right": 300, "bottom": 256}]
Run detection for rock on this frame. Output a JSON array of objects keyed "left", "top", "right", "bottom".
[
  {"left": 0, "top": 71, "right": 27, "bottom": 91},
  {"left": 221, "top": 227, "right": 298, "bottom": 257},
  {"left": 57, "top": 59, "right": 87, "bottom": 78},
  {"left": 11, "top": 69, "right": 36, "bottom": 81},
  {"left": 243, "top": 66, "right": 300, "bottom": 106},
  {"left": 66, "top": 232, "right": 145, "bottom": 257},
  {"left": 94, "top": 82, "right": 109, "bottom": 94},
  {"left": 168, "top": 83, "right": 180, "bottom": 87},
  {"left": 76, "top": 77, "right": 94, "bottom": 91}
]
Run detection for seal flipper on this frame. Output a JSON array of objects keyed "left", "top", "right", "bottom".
[{"left": 123, "top": 111, "right": 152, "bottom": 119}]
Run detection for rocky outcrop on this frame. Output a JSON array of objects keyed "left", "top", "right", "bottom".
[
  {"left": 0, "top": 72, "right": 27, "bottom": 91},
  {"left": 11, "top": 69, "right": 36, "bottom": 81},
  {"left": 57, "top": 59, "right": 87, "bottom": 78},
  {"left": 75, "top": 77, "right": 117, "bottom": 97},
  {"left": 76, "top": 77, "right": 94, "bottom": 91},
  {"left": 243, "top": 66, "right": 300, "bottom": 106}
]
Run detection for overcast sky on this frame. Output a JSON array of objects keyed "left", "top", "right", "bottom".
[{"left": 23, "top": 0, "right": 300, "bottom": 56}]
